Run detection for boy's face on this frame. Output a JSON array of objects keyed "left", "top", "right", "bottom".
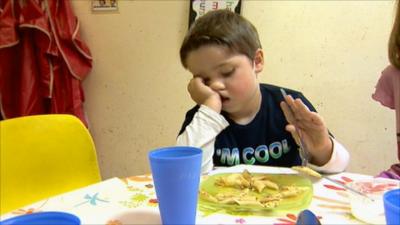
[{"left": 186, "top": 45, "right": 264, "bottom": 117}]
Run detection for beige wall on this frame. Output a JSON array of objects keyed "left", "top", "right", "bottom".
[{"left": 72, "top": 1, "right": 397, "bottom": 179}]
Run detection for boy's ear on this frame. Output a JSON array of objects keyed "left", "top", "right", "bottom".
[{"left": 254, "top": 49, "right": 264, "bottom": 73}]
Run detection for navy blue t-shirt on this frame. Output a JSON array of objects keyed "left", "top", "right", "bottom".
[{"left": 178, "top": 84, "right": 318, "bottom": 167}]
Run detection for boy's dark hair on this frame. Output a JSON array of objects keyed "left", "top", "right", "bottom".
[{"left": 180, "top": 9, "right": 262, "bottom": 68}]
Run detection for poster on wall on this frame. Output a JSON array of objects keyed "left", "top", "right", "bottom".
[
  {"left": 92, "top": 0, "right": 118, "bottom": 12},
  {"left": 189, "top": 0, "right": 242, "bottom": 28}
]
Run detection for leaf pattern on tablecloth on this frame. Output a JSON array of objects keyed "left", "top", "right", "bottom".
[
  {"left": 11, "top": 208, "right": 41, "bottom": 216},
  {"left": 122, "top": 175, "right": 153, "bottom": 184},
  {"left": 120, "top": 175, "right": 159, "bottom": 208},
  {"left": 145, "top": 184, "right": 154, "bottom": 188},
  {"left": 147, "top": 198, "right": 158, "bottom": 207},
  {"left": 127, "top": 186, "right": 142, "bottom": 192},
  {"left": 119, "top": 200, "right": 140, "bottom": 208},
  {"left": 316, "top": 176, "right": 353, "bottom": 214},
  {"left": 119, "top": 193, "right": 148, "bottom": 208},
  {"left": 132, "top": 193, "right": 148, "bottom": 202},
  {"left": 315, "top": 176, "right": 352, "bottom": 213},
  {"left": 74, "top": 193, "right": 109, "bottom": 207},
  {"left": 235, "top": 218, "right": 246, "bottom": 224},
  {"left": 11, "top": 199, "right": 48, "bottom": 215},
  {"left": 273, "top": 213, "right": 297, "bottom": 225},
  {"left": 323, "top": 176, "right": 353, "bottom": 191},
  {"left": 313, "top": 193, "right": 351, "bottom": 214}
]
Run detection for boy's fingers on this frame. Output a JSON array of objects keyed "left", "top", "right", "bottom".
[
  {"left": 282, "top": 94, "right": 295, "bottom": 111},
  {"left": 281, "top": 102, "right": 302, "bottom": 145},
  {"left": 188, "top": 77, "right": 209, "bottom": 93},
  {"left": 283, "top": 95, "right": 306, "bottom": 122},
  {"left": 281, "top": 98, "right": 306, "bottom": 127},
  {"left": 188, "top": 77, "right": 199, "bottom": 88},
  {"left": 280, "top": 101, "right": 296, "bottom": 124},
  {"left": 285, "top": 124, "right": 300, "bottom": 145},
  {"left": 296, "top": 99, "right": 314, "bottom": 121},
  {"left": 289, "top": 98, "right": 310, "bottom": 122},
  {"left": 285, "top": 124, "right": 296, "bottom": 133}
]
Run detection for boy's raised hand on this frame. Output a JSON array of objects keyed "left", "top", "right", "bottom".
[
  {"left": 187, "top": 77, "right": 222, "bottom": 113},
  {"left": 279, "top": 95, "right": 333, "bottom": 166}
]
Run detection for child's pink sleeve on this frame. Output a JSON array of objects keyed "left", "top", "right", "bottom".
[
  {"left": 372, "top": 65, "right": 400, "bottom": 162},
  {"left": 372, "top": 65, "right": 396, "bottom": 109}
]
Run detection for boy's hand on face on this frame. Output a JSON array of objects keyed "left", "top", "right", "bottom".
[
  {"left": 280, "top": 95, "right": 333, "bottom": 166},
  {"left": 187, "top": 77, "right": 222, "bottom": 113}
]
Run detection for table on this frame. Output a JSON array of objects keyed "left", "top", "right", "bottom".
[{"left": 0, "top": 165, "right": 381, "bottom": 224}]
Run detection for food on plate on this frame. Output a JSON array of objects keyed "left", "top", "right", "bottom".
[
  {"left": 199, "top": 169, "right": 308, "bottom": 209},
  {"left": 252, "top": 176, "right": 279, "bottom": 191},
  {"left": 199, "top": 190, "right": 218, "bottom": 203},
  {"left": 215, "top": 173, "right": 251, "bottom": 189},
  {"left": 291, "top": 166, "right": 322, "bottom": 178},
  {"left": 279, "top": 186, "right": 308, "bottom": 198}
]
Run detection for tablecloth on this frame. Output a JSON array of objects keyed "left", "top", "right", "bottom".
[{"left": 0, "top": 165, "right": 380, "bottom": 225}]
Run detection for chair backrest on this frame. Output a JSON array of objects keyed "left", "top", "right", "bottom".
[{"left": 0, "top": 114, "right": 101, "bottom": 214}]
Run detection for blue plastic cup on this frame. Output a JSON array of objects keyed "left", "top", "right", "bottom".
[
  {"left": 384, "top": 188, "right": 400, "bottom": 225},
  {"left": 0, "top": 212, "right": 80, "bottom": 225},
  {"left": 148, "top": 146, "right": 202, "bottom": 225}
]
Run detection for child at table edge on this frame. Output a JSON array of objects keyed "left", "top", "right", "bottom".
[
  {"left": 372, "top": 1, "right": 400, "bottom": 180},
  {"left": 176, "top": 9, "right": 350, "bottom": 174}
]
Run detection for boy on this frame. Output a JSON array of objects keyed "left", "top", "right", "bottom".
[{"left": 177, "top": 9, "right": 349, "bottom": 173}]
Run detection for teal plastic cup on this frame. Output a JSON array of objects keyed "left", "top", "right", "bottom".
[
  {"left": 0, "top": 212, "right": 80, "bottom": 225},
  {"left": 384, "top": 188, "right": 400, "bottom": 225},
  {"left": 148, "top": 146, "right": 202, "bottom": 225}
]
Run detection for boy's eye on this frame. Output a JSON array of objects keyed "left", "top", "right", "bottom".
[
  {"left": 221, "top": 68, "right": 235, "bottom": 77},
  {"left": 203, "top": 78, "right": 210, "bottom": 85}
]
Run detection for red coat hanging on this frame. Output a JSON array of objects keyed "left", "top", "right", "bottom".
[{"left": 0, "top": 0, "right": 92, "bottom": 126}]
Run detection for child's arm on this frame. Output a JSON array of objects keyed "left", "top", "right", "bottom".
[
  {"left": 310, "top": 138, "right": 349, "bottom": 173},
  {"left": 280, "top": 94, "right": 349, "bottom": 173},
  {"left": 176, "top": 105, "right": 229, "bottom": 173},
  {"left": 187, "top": 77, "right": 222, "bottom": 113},
  {"left": 176, "top": 77, "right": 228, "bottom": 173}
]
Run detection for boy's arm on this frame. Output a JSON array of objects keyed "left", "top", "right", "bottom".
[
  {"left": 176, "top": 105, "right": 229, "bottom": 173},
  {"left": 280, "top": 90, "right": 350, "bottom": 173},
  {"left": 308, "top": 137, "right": 350, "bottom": 173}
]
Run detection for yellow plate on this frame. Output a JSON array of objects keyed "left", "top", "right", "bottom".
[{"left": 199, "top": 173, "right": 313, "bottom": 216}]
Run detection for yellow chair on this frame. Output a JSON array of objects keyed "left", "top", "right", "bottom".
[{"left": 0, "top": 114, "right": 101, "bottom": 215}]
